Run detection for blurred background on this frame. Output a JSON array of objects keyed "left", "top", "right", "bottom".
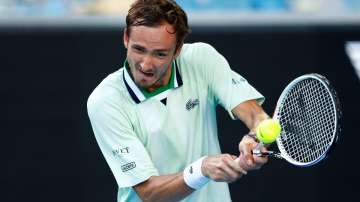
[
  {"left": 1, "top": 0, "right": 360, "bottom": 25},
  {"left": 3, "top": 0, "right": 360, "bottom": 202},
  {"left": 1, "top": 0, "right": 360, "bottom": 16}
]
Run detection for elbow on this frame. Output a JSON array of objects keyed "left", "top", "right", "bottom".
[
  {"left": 137, "top": 191, "right": 155, "bottom": 202},
  {"left": 134, "top": 178, "right": 158, "bottom": 202}
]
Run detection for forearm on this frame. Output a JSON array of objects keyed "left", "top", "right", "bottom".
[
  {"left": 134, "top": 173, "right": 194, "bottom": 202},
  {"left": 231, "top": 100, "right": 270, "bottom": 132},
  {"left": 232, "top": 100, "right": 270, "bottom": 171}
]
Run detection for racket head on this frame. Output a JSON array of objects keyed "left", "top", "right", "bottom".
[{"left": 274, "top": 74, "right": 342, "bottom": 167}]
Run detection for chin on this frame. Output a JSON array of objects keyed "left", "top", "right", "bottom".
[{"left": 136, "top": 80, "right": 152, "bottom": 89}]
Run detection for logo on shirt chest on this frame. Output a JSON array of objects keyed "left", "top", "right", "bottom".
[{"left": 186, "top": 99, "right": 199, "bottom": 111}]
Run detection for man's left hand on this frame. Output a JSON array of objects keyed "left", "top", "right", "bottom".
[{"left": 236, "top": 134, "right": 268, "bottom": 171}]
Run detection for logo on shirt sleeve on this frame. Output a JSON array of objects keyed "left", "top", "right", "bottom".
[
  {"left": 112, "top": 147, "right": 130, "bottom": 156},
  {"left": 121, "top": 162, "right": 136, "bottom": 172}
]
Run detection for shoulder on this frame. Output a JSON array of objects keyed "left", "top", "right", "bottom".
[
  {"left": 176, "top": 42, "right": 227, "bottom": 79},
  {"left": 179, "top": 42, "right": 225, "bottom": 68},
  {"left": 180, "top": 42, "right": 219, "bottom": 59},
  {"left": 87, "top": 69, "right": 133, "bottom": 117},
  {"left": 177, "top": 42, "right": 222, "bottom": 70}
]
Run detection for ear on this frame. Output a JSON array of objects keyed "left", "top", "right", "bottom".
[{"left": 123, "top": 28, "right": 129, "bottom": 49}]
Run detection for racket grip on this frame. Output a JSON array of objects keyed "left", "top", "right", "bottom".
[{"left": 252, "top": 143, "right": 282, "bottom": 158}]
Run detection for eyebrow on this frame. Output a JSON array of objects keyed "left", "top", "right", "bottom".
[{"left": 131, "top": 44, "right": 170, "bottom": 52}]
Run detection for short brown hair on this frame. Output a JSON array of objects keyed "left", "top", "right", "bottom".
[{"left": 126, "top": 0, "right": 191, "bottom": 49}]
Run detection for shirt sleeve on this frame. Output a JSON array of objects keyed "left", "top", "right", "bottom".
[
  {"left": 87, "top": 89, "right": 159, "bottom": 188},
  {"left": 192, "top": 42, "right": 265, "bottom": 120}
]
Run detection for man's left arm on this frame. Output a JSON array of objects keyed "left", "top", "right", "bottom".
[
  {"left": 231, "top": 99, "right": 270, "bottom": 133},
  {"left": 231, "top": 99, "right": 270, "bottom": 171},
  {"left": 194, "top": 43, "right": 270, "bottom": 171}
]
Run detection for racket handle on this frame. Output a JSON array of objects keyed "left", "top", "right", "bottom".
[
  {"left": 252, "top": 142, "right": 283, "bottom": 159},
  {"left": 252, "top": 142, "right": 264, "bottom": 156}
]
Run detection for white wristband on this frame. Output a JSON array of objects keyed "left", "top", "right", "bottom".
[{"left": 183, "top": 156, "right": 210, "bottom": 190}]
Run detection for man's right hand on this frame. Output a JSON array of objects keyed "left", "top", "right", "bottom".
[
  {"left": 201, "top": 154, "right": 248, "bottom": 183},
  {"left": 133, "top": 154, "right": 252, "bottom": 202}
]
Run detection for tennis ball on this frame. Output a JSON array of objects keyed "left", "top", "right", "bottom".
[{"left": 256, "top": 119, "right": 281, "bottom": 144}]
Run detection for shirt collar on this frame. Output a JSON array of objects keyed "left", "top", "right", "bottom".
[{"left": 123, "top": 60, "right": 183, "bottom": 104}]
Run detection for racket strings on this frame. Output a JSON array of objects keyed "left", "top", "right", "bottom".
[{"left": 278, "top": 78, "right": 336, "bottom": 164}]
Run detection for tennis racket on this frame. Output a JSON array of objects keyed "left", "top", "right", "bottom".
[{"left": 253, "top": 73, "right": 342, "bottom": 167}]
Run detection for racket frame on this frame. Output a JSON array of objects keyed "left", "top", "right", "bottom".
[{"left": 273, "top": 73, "right": 342, "bottom": 167}]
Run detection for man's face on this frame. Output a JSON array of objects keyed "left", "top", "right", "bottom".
[{"left": 124, "top": 23, "right": 180, "bottom": 91}]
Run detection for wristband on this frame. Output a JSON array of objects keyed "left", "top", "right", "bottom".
[{"left": 183, "top": 156, "right": 210, "bottom": 189}]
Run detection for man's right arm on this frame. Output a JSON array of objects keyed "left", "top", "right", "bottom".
[
  {"left": 133, "top": 154, "right": 248, "bottom": 202},
  {"left": 134, "top": 173, "right": 193, "bottom": 202}
]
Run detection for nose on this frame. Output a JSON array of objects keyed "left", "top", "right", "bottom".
[{"left": 140, "top": 55, "right": 153, "bottom": 72}]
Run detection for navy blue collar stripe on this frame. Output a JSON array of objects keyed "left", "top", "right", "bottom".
[
  {"left": 175, "top": 60, "right": 183, "bottom": 86},
  {"left": 123, "top": 60, "right": 183, "bottom": 104},
  {"left": 123, "top": 71, "right": 141, "bottom": 104}
]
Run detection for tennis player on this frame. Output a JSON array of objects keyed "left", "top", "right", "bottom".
[{"left": 87, "top": 0, "right": 270, "bottom": 201}]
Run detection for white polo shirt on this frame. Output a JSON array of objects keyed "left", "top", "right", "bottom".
[{"left": 87, "top": 42, "right": 264, "bottom": 202}]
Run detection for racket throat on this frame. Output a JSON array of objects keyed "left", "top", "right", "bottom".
[
  {"left": 253, "top": 150, "right": 283, "bottom": 159},
  {"left": 263, "top": 151, "right": 283, "bottom": 159},
  {"left": 252, "top": 144, "right": 283, "bottom": 159}
]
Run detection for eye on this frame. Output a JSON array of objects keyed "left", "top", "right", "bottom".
[
  {"left": 156, "top": 52, "right": 167, "bottom": 58},
  {"left": 132, "top": 46, "right": 145, "bottom": 53}
]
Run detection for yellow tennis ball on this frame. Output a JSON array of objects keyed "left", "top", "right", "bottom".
[{"left": 256, "top": 119, "right": 281, "bottom": 144}]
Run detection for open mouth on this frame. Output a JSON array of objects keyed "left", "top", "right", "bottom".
[{"left": 139, "top": 69, "right": 154, "bottom": 77}]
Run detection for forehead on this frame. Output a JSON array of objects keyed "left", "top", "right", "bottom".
[{"left": 128, "top": 24, "right": 177, "bottom": 49}]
